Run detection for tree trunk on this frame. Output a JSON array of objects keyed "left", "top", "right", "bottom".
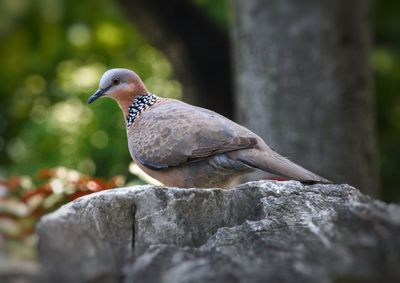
[{"left": 231, "top": 0, "right": 378, "bottom": 196}]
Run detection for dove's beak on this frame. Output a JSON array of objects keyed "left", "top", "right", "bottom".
[{"left": 87, "top": 88, "right": 108, "bottom": 104}]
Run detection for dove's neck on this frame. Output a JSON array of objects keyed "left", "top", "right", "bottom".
[{"left": 122, "top": 93, "right": 158, "bottom": 128}]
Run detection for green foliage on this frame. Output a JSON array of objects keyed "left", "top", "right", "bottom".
[
  {"left": 0, "top": 0, "right": 182, "bottom": 180},
  {"left": 373, "top": 0, "right": 400, "bottom": 201},
  {"left": 192, "top": 0, "right": 229, "bottom": 28}
]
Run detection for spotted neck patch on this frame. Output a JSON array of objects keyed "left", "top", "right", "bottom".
[{"left": 126, "top": 93, "right": 158, "bottom": 128}]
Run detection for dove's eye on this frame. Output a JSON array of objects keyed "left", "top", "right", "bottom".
[{"left": 112, "top": 78, "right": 120, "bottom": 85}]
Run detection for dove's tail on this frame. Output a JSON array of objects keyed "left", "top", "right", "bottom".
[{"left": 229, "top": 148, "right": 331, "bottom": 184}]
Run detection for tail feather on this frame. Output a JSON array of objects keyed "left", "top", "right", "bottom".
[{"left": 231, "top": 149, "right": 331, "bottom": 183}]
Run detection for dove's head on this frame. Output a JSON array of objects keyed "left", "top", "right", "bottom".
[{"left": 88, "top": 68, "right": 148, "bottom": 105}]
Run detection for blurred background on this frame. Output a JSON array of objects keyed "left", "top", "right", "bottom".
[{"left": 0, "top": 0, "right": 399, "bottom": 273}]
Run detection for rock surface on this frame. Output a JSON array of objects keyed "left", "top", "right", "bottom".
[{"left": 37, "top": 181, "right": 400, "bottom": 283}]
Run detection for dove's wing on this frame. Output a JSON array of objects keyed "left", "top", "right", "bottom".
[{"left": 128, "top": 99, "right": 258, "bottom": 169}]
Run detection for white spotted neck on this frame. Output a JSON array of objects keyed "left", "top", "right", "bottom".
[{"left": 126, "top": 93, "right": 158, "bottom": 128}]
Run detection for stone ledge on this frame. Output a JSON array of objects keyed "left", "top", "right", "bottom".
[{"left": 37, "top": 181, "right": 400, "bottom": 283}]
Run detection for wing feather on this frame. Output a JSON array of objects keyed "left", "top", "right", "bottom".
[{"left": 128, "top": 100, "right": 258, "bottom": 169}]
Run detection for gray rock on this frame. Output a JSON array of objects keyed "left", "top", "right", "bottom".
[{"left": 37, "top": 181, "right": 400, "bottom": 283}]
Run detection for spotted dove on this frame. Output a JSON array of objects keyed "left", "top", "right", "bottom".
[{"left": 88, "top": 68, "right": 330, "bottom": 188}]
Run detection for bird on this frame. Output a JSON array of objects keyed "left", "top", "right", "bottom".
[{"left": 88, "top": 68, "right": 330, "bottom": 188}]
